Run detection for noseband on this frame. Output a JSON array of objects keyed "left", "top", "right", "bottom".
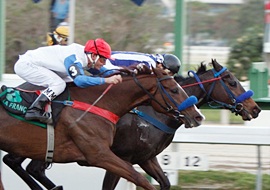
[
  {"left": 187, "top": 67, "right": 253, "bottom": 115},
  {"left": 132, "top": 73, "right": 197, "bottom": 120}
]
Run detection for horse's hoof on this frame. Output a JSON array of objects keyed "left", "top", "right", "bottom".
[{"left": 50, "top": 186, "right": 63, "bottom": 190}]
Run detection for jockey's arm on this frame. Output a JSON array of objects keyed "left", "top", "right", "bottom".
[
  {"left": 64, "top": 55, "right": 120, "bottom": 88},
  {"left": 64, "top": 55, "right": 106, "bottom": 88},
  {"left": 73, "top": 75, "right": 105, "bottom": 88}
]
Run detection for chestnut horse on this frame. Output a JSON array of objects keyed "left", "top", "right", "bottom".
[
  {"left": 3, "top": 60, "right": 261, "bottom": 190},
  {"left": 0, "top": 67, "right": 204, "bottom": 190}
]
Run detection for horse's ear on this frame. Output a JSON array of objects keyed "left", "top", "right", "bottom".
[
  {"left": 152, "top": 66, "right": 157, "bottom": 75},
  {"left": 140, "top": 64, "right": 152, "bottom": 74},
  {"left": 152, "top": 67, "right": 166, "bottom": 78},
  {"left": 152, "top": 67, "right": 161, "bottom": 77},
  {"left": 212, "top": 59, "right": 223, "bottom": 71},
  {"left": 151, "top": 64, "right": 158, "bottom": 74},
  {"left": 196, "top": 62, "right": 206, "bottom": 74}
]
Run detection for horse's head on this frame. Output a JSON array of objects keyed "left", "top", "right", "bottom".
[
  {"left": 179, "top": 59, "right": 261, "bottom": 121},
  {"left": 146, "top": 67, "right": 204, "bottom": 128},
  {"left": 69, "top": 65, "right": 205, "bottom": 128}
]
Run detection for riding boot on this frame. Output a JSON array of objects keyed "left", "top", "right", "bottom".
[{"left": 25, "top": 93, "right": 53, "bottom": 124}]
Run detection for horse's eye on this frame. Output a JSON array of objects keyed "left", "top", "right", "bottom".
[
  {"left": 228, "top": 80, "right": 237, "bottom": 87},
  {"left": 223, "top": 74, "right": 237, "bottom": 87},
  {"left": 171, "top": 88, "right": 178, "bottom": 94}
]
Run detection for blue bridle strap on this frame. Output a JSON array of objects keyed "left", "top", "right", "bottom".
[
  {"left": 188, "top": 70, "right": 206, "bottom": 92},
  {"left": 212, "top": 68, "right": 253, "bottom": 103},
  {"left": 159, "top": 83, "right": 198, "bottom": 111},
  {"left": 214, "top": 67, "right": 227, "bottom": 77},
  {"left": 188, "top": 67, "right": 253, "bottom": 113},
  {"left": 131, "top": 108, "right": 177, "bottom": 134}
]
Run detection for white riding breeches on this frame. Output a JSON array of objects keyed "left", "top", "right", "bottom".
[{"left": 14, "top": 58, "right": 67, "bottom": 100}]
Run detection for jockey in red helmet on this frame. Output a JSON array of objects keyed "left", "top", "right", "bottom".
[{"left": 14, "top": 38, "right": 122, "bottom": 124}]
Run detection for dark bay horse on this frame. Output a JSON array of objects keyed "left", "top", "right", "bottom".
[
  {"left": 0, "top": 67, "right": 204, "bottom": 190},
  {"left": 101, "top": 59, "right": 261, "bottom": 190},
  {"left": 3, "top": 59, "right": 261, "bottom": 190}
]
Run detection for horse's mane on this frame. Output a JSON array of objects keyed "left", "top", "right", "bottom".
[
  {"left": 119, "top": 64, "right": 152, "bottom": 75},
  {"left": 102, "top": 64, "right": 152, "bottom": 78},
  {"left": 174, "top": 62, "right": 207, "bottom": 83},
  {"left": 196, "top": 62, "right": 207, "bottom": 75}
]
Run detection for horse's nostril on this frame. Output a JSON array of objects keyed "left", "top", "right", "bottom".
[
  {"left": 195, "top": 115, "right": 203, "bottom": 122},
  {"left": 252, "top": 107, "right": 261, "bottom": 118},
  {"left": 255, "top": 107, "right": 261, "bottom": 114}
]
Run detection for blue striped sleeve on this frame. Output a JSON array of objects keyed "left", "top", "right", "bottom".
[
  {"left": 64, "top": 54, "right": 105, "bottom": 87},
  {"left": 73, "top": 75, "right": 105, "bottom": 87}
]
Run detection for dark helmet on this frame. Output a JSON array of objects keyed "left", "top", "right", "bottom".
[{"left": 162, "top": 54, "right": 181, "bottom": 74}]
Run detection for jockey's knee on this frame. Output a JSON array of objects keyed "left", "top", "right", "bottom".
[{"left": 49, "top": 80, "right": 66, "bottom": 96}]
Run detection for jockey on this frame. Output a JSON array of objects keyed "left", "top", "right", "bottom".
[
  {"left": 47, "top": 25, "right": 69, "bottom": 46},
  {"left": 14, "top": 38, "right": 122, "bottom": 124},
  {"left": 105, "top": 51, "right": 181, "bottom": 76}
]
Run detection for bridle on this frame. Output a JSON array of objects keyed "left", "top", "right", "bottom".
[
  {"left": 132, "top": 72, "right": 197, "bottom": 120},
  {"left": 186, "top": 67, "right": 253, "bottom": 115}
]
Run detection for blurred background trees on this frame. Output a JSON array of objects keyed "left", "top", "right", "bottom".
[
  {"left": 5, "top": 0, "right": 171, "bottom": 73},
  {"left": 5, "top": 0, "right": 265, "bottom": 81},
  {"left": 186, "top": 0, "right": 263, "bottom": 46},
  {"left": 227, "top": 27, "right": 263, "bottom": 81},
  {"left": 226, "top": 0, "right": 264, "bottom": 81}
]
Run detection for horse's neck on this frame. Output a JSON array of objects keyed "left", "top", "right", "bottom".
[
  {"left": 138, "top": 105, "right": 170, "bottom": 122},
  {"left": 69, "top": 76, "right": 155, "bottom": 117},
  {"left": 180, "top": 76, "right": 211, "bottom": 108},
  {"left": 137, "top": 105, "right": 182, "bottom": 130}
]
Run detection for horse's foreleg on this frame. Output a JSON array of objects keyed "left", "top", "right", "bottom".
[
  {"left": 78, "top": 145, "right": 156, "bottom": 190},
  {"left": 102, "top": 171, "right": 121, "bottom": 190},
  {"left": 2, "top": 154, "right": 43, "bottom": 190},
  {"left": 26, "top": 160, "right": 59, "bottom": 190},
  {"left": 69, "top": 126, "right": 156, "bottom": 190},
  {"left": 93, "top": 149, "right": 156, "bottom": 190},
  {"left": 139, "top": 157, "right": 171, "bottom": 190}
]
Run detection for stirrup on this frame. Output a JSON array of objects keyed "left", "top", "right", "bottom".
[
  {"left": 25, "top": 110, "right": 53, "bottom": 124},
  {"left": 40, "top": 112, "right": 53, "bottom": 124}
]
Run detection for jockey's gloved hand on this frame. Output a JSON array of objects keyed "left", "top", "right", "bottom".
[
  {"left": 155, "top": 54, "right": 164, "bottom": 63},
  {"left": 132, "top": 63, "right": 146, "bottom": 74},
  {"left": 136, "top": 63, "right": 145, "bottom": 71}
]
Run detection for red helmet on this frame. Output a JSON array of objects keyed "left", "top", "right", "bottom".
[{"left": 84, "top": 38, "right": 113, "bottom": 59}]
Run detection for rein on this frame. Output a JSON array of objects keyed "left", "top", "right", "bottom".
[
  {"left": 181, "top": 77, "right": 222, "bottom": 88},
  {"left": 131, "top": 108, "right": 177, "bottom": 134},
  {"left": 132, "top": 74, "right": 176, "bottom": 113}
]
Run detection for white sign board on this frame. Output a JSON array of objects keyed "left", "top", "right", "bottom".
[
  {"left": 156, "top": 152, "right": 179, "bottom": 169},
  {"left": 179, "top": 154, "right": 209, "bottom": 171}
]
